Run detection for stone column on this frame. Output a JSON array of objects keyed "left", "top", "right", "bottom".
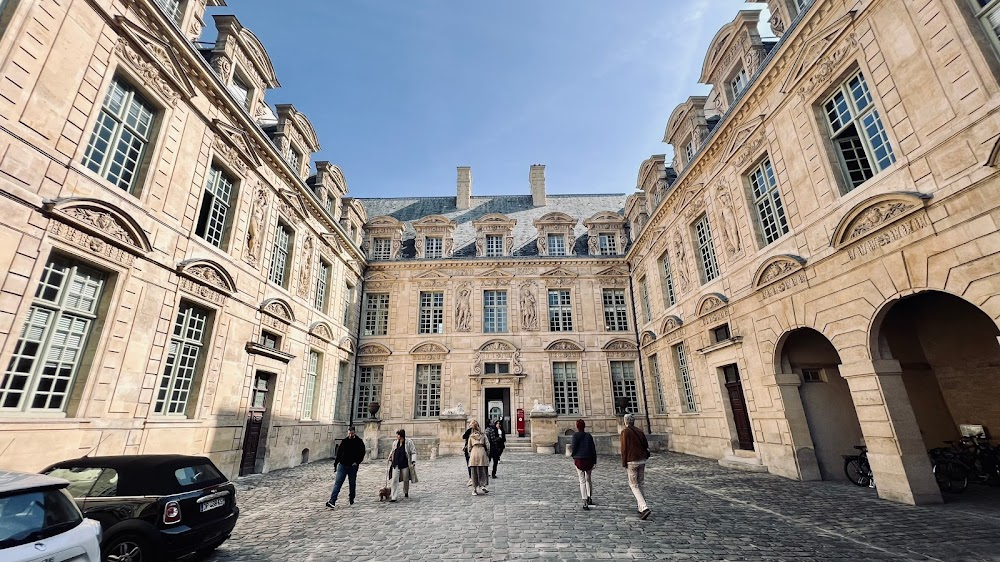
[
  {"left": 841, "top": 359, "right": 942, "bottom": 505},
  {"left": 363, "top": 419, "right": 382, "bottom": 463},
  {"left": 438, "top": 414, "right": 469, "bottom": 457},
  {"left": 773, "top": 372, "right": 822, "bottom": 481},
  {"left": 528, "top": 411, "right": 558, "bottom": 454}
]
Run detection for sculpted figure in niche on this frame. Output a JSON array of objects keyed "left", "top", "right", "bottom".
[
  {"left": 456, "top": 287, "right": 472, "bottom": 331},
  {"left": 298, "top": 236, "right": 314, "bottom": 293},
  {"left": 717, "top": 190, "right": 741, "bottom": 256},
  {"left": 673, "top": 233, "right": 690, "bottom": 291},
  {"left": 246, "top": 189, "right": 267, "bottom": 264},
  {"left": 588, "top": 235, "right": 600, "bottom": 256},
  {"left": 520, "top": 285, "right": 538, "bottom": 330}
]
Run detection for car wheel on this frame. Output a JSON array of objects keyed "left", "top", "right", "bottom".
[{"left": 104, "top": 533, "right": 160, "bottom": 562}]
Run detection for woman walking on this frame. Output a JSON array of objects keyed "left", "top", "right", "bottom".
[
  {"left": 570, "top": 419, "right": 597, "bottom": 510},
  {"left": 466, "top": 420, "right": 491, "bottom": 495},
  {"left": 486, "top": 419, "right": 506, "bottom": 479},
  {"left": 387, "top": 429, "right": 416, "bottom": 502}
]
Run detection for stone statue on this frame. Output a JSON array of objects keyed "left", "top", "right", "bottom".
[
  {"left": 441, "top": 403, "right": 466, "bottom": 416},
  {"left": 245, "top": 188, "right": 267, "bottom": 264},
  {"left": 537, "top": 235, "right": 547, "bottom": 255},
  {"left": 673, "top": 232, "right": 690, "bottom": 291},
  {"left": 475, "top": 237, "right": 483, "bottom": 257},
  {"left": 456, "top": 286, "right": 472, "bottom": 331},
  {"left": 519, "top": 285, "right": 538, "bottom": 330},
  {"left": 298, "top": 235, "right": 314, "bottom": 295},
  {"left": 588, "top": 235, "right": 599, "bottom": 256},
  {"left": 531, "top": 400, "right": 555, "bottom": 413},
  {"left": 718, "top": 190, "right": 741, "bottom": 256}
]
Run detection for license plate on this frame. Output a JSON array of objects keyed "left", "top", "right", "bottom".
[{"left": 200, "top": 497, "right": 225, "bottom": 512}]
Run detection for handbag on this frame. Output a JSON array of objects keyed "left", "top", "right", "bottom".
[{"left": 409, "top": 461, "right": 418, "bottom": 483}]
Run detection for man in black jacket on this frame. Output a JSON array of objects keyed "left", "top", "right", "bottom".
[{"left": 327, "top": 426, "right": 366, "bottom": 508}]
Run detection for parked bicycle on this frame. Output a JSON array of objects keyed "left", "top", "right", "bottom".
[
  {"left": 929, "top": 446, "right": 969, "bottom": 493},
  {"left": 844, "top": 445, "right": 874, "bottom": 488}
]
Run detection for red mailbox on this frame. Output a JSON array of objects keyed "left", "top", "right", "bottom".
[{"left": 516, "top": 408, "right": 525, "bottom": 437}]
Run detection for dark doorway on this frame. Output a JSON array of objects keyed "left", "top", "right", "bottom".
[
  {"left": 722, "top": 364, "right": 754, "bottom": 451},
  {"left": 483, "top": 387, "right": 511, "bottom": 435},
  {"left": 240, "top": 372, "right": 272, "bottom": 476}
]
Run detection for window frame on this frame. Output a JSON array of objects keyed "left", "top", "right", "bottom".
[
  {"left": 155, "top": 302, "right": 211, "bottom": 416},
  {"left": 424, "top": 236, "right": 443, "bottom": 259},
  {"left": 546, "top": 233, "right": 566, "bottom": 256},
  {"left": 602, "top": 288, "right": 629, "bottom": 332},
  {"left": 195, "top": 164, "right": 237, "bottom": 249},
  {"left": 362, "top": 293, "right": 390, "bottom": 336},
  {"left": 485, "top": 234, "right": 504, "bottom": 257},
  {"left": 153, "top": 0, "right": 183, "bottom": 25},
  {"left": 547, "top": 289, "right": 574, "bottom": 332},
  {"left": 418, "top": 291, "right": 444, "bottom": 334},
  {"left": 482, "top": 290, "right": 508, "bottom": 333},
  {"left": 673, "top": 343, "right": 697, "bottom": 412},
  {"left": 268, "top": 221, "right": 293, "bottom": 287},
  {"left": 639, "top": 276, "right": 651, "bottom": 324},
  {"left": 746, "top": 156, "right": 790, "bottom": 246},
  {"left": 342, "top": 282, "right": 355, "bottom": 328},
  {"left": 972, "top": 0, "right": 1000, "bottom": 57},
  {"left": 649, "top": 354, "right": 666, "bottom": 414},
  {"left": 302, "top": 350, "right": 321, "bottom": 420},
  {"left": 822, "top": 70, "right": 896, "bottom": 193},
  {"left": 82, "top": 76, "right": 157, "bottom": 195},
  {"left": 693, "top": 214, "right": 720, "bottom": 283},
  {"left": 598, "top": 233, "right": 618, "bottom": 256},
  {"left": 552, "top": 361, "right": 580, "bottom": 415},
  {"left": 484, "top": 362, "right": 510, "bottom": 375},
  {"left": 354, "top": 365, "right": 383, "bottom": 420},
  {"left": 414, "top": 363, "right": 442, "bottom": 418},
  {"left": 659, "top": 252, "right": 676, "bottom": 307},
  {"left": 610, "top": 360, "right": 639, "bottom": 415},
  {"left": 371, "top": 237, "right": 392, "bottom": 260},
  {"left": 729, "top": 65, "right": 749, "bottom": 100},
  {"left": 314, "top": 259, "right": 330, "bottom": 312}
]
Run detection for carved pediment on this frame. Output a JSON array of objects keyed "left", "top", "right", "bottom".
[
  {"left": 366, "top": 215, "right": 404, "bottom": 229},
  {"left": 583, "top": 211, "right": 626, "bottom": 228},
  {"left": 113, "top": 17, "right": 196, "bottom": 104},
  {"left": 720, "top": 116, "right": 765, "bottom": 166},
  {"left": 545, "top": 339, "right": 584, "bottom": 352},
  {"left": 753, "top": 255, "right": 807, "bottom": 289},
  {"left": 662, "top": 315, "right": 683, "bottom": 334},
  {"left": 339, "top": 337, "right": 355, "bottom": 353},
  {"left": 672, "top": 184, "right": 705, "bottom": 216},
  {"left": 359, "top": 343, "right": 392, "bottom": 357},
  {"left": 410, "top": 342, "right": 450, "bottom": 355},
  {"left": 365, "top": 271, "right": 398, "bottom": 282},
  {"left": 260, "top": 298, "right": 294, "bottom": 323},
  {"left": 540, "top": 267, "right": 578, "bottom": 278},
  {"left": 413, "top": 215, "right": 457, "bottom": 230},
  {"left": 42, "top": 198, "right": 152, "bottom": 253},
  {"left": 596, "top": 266, "right": 629, "bottom": 278},
  {"left": 640, "top": 330, "right": 657, "bottom": 347},
  {"left": 780, "top": 11, "right": 858, "bottom": 96},
  {"left": 479, "top": 340, "right": 517, "bottom": 352},
  {"left": 277, "top": 189, "right": 310, "bottom": 220},
  {"left": 210, "top": 119, "right": 264, "bottom": 170},
  {"left": 603, "top": 339, "right": 638, "bottom": 351},
  {"left": 481, "top": 269, "right": 513, "bottom": 279},
  {"left": 831, "top": 192, "right": 932, "bottom": 249},
  {"left": 697, "top": 293, "right": 729, "bottom": 316},
  {"left": 533, "top": 212, "right": 577, "bottom": 228},
  {"left": 309, "top": 321, "right": 334, "bottom": 342},
  {"left": 177, "top": 259, "right": 237, "bottom": 295},
  {"left": 473, "top": 213, "right": 516, "bottom": 226}
]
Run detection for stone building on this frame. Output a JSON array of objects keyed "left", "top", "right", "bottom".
[{"left": 0, "top": 0, "right": 367, "bottom": 477}]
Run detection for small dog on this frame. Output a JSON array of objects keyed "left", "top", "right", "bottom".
[{"left": 378, "top": 487, "right": 391, "bottom": 502}]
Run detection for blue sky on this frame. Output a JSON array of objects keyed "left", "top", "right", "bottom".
[{"left": 207, "top": 1, "right": 766, "bottom": 198}]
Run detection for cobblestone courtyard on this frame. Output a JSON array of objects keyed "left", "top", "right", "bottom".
[{"left": 208, "top": 452, "right": 1000, "bottom": 561}]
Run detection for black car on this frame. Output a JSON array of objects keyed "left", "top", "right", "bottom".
[{"left": 42, "top": 455, "right": 239, "bottom": 562}]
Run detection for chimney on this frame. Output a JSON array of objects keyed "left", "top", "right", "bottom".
[
  {"left": 530, "top": 164, "right": 546, "bottom": 207},
  {"left": 457, "top": 166, "right": 472, "bottom": 210}
]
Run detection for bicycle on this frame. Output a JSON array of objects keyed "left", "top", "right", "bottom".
[
  {"left": 844, "top": 445, "right": 874, "bottom": 488},
  {"left": 929, "top": 446, "right": 969, "bottom": 493}
]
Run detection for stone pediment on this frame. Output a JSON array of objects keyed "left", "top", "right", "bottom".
[
  {"left": 753, "top": 255, "right": 807, "bottom": 289},
  {"left": 603, "top": 339, "right": 638, "bottom": 351},
  {"left": 721, "top": 116, "right": 765, "bottom": 167},
  {"left": 584, "top": 211, "right": 626, "bottom": 228},
  {"left": 410, "top": 342, "right": 450, "bottom": 355},
  {"left": 308, "top": 321, "right": 334, "bottom": 343},
  {"left": 42, "top": 198, "right": 152, "bottom": 253},
  {"left": 640, "top": 330, "right": 657, "bottom": 347},
  {"left": 596, "top": 266, "right": 629, "bottom": 277},
  {"left": 780, "top": 11, "right": 858, "bottom": 96},
  {"left": 672, "top": 184, "right": 706, "bottom": 217},
  {"left": 697, "top": 293, "right": 729, "bottom": 316},
  {"left": 177, "top": 259, "right": 237, "bottom": 295},
  {"left": 533, "top": 212, "right": 577, "bottom": 227},
  {"left": 545, "top": 339, "right": 584, "bottom": 352},
  {"left": 481, "top": 269, "right": 513, "bottom": 279},
  {"left": 365, "top": 271, "right": 398, "bottom": 282},
  {"left": 831, "top": 192, "right": 932, "bottom": 249},
  {"left": 414, "top": 270, "right": 450, "bottom": 280},
  {"left": 413, "top": 215, "right": 457, "bottom": 229},
  {"left": 277, "top": 189, "right": 309, "bottom": 220},
  {"left": 210, "top": 119, "right": 264, "bottom": 170},
  {"left": 358, "top": 343, "right": 392, "bottom": 357},
  {"left": 473, "top": 213, "right": 515, "bottom": 226},
  {"left": 540, "top": 267, "right": 578, "bottom": 278},
  {"left": 260, "top": 298, "right": 294, "bottom": 323},
  {"left": 662, "top": 315, "right": 683, "bottom": 334},
  {"left": 339, "top": 337, "right": 355, "bottom": 353},
  {"left": 366, "top": 215, "right": 404, "bottom": 229},
  {"left": 113, "top": 16, "right": 196, "bottom": 104},
  {"left": 478, "top": 340, "right": 517, "bottom": 352},
  {"left": 236, "top": 26, "right": 280, "bottom": 88}
]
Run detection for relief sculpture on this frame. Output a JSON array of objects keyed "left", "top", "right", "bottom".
[
  {"left": 245, "top": 188, "right": 267, "bottom": 265},
  {"left": 520, "top": 284, "right": 539, "bottom": 331},
  {"left": 673, "top": 232, "right": 691, "bottom": 292},
  {"left": 456, "top": 286, "right": 472, "bottom": 331},
  {"left": 717, "top": 188, "right": 741, "bottom": 256}
]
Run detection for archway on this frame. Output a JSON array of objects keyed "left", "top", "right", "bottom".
[
  {"left": 779, "top": 328, "right": 863, "bottom": 481},
  {"left": 875, "top": 291, "right": 1000, "bottom": 450}
]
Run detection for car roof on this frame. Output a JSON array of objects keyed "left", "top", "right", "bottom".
[
  {"left": 0, "top": 470, "right": 68, "bottom": 494},
  {"left": 44, "top": 455, "right": 226, "bottom": 496},
  {"left": 45, "top": 454, "right": 215, "bottom": 472}
]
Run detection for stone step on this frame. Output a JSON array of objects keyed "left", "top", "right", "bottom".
[{"left": 718, "top": 454, "right": 769, "bottom": 473}]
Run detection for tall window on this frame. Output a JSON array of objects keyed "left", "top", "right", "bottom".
[
  {"left": 824, "top": 71, "right": 895, "bottom": 191},
  {"left": 649, "top": 354, "right": 666, "bottom": 414},
  {"left": 229, "top": 73, "right": 251, "bottom": 110},
  {"left": 693, "top": 214, "right": 720, "bottom": 283},
  {"left": 547, "top": 289, "right": 573, "bottom": 332},
  {"left": 547, "top": 234, "right": 565, "bottom": 256},
  {"left": 195, "top": 165, "right": 235, "bottom": 248},
  {"left": 660, "top": 253, "right": 676, "bottom": 307},
  {"left": 354, "top": 365, "right": 383, "bottom": 420},
  {"left": 639, "top": 277, "right": 651, "bottom": 323},
  {"left": 552, "top": 362, "right": 579, "bottom": 415},
  {"left": 483, "top": 290, "right": 507, "bottom": 333},
  {"left": 610, "top": 361, "right": 638, "bottom": 414},
  {"left": 1, "top": 257, "right": 105, "bottom": 412},
  {"left": 418, "top": 291, "right": 444, "bottom": 334},
  {"left": 288, "top": 147, "right": 302, "bottom": 173},
  {"left": 485, "top": 235, "right": 503, "bottom": 257},
  {"left": 268, "top": 222, "right": 292, "bottom": 287},
  {"left": 674, "top": 343, "right": 697, "bottom": 412},
  {"left": 82, "top": 78, "right": 155, "bottom": 193},
  {"left": 730, "top": 66, "right": 749, "bottom": 98},
  {"left": 302, "top": 350, "right": 321, "bottom": 420},
  {"left": 974, "top": 0, "right": 1000, "bottom": 49},
  {"left": 153, "top": 0, "right": 182, "bottom": 24},
  {"left": 363, "top": 293, "right": 389, "bottom": 336},
  {"left": 342, "top": 283, "right": 354, "bottom": 327},
  {"left": 598, "top": 233, "right": 618, "bottom": 256},
  {"left": 314, "top": 260, "right": 330, "bottom": 312},
  {"left": 425, "top": 237, "right": 443, "bottom": 258},
  {"left": 684, "top": 140, "right": 695, "bottom": 163},
  {"left": 334, "top": 361, "right": 347, "bottom": 419},
  {"left": 414, "top": 364, "right": 442, "bottom": 417},
  {"left": 155, "top": 303, "right": 210, "bottom": 415},
  {"left": 602, "top": 288, "right": 629, "bottom": 331},
  {"left": 747, "top": 157, "right": 789, "bottom": 246},
  {"left": 372, "top": 238, "right": 391, "bottom": 260}
]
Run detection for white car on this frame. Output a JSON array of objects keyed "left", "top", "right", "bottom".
[{"left": 0, "top": 470, "right": 102, "bottom": 562}]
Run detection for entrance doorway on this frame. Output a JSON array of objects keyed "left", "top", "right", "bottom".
[
  {"left": 780, "top": 328, "right": 862, "bottom": 481},
  {"left": 483, "top": 387, "right": 511, "bottom": 435},
  {"left": 722, "top": 364, "right": 754, "bottom": 450},
  {"left": 240, "top": 371, "right": 273, "bottom": 476}
]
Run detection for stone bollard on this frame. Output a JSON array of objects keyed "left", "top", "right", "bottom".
[
  {"left": 528, "top": 410, "right": 558, "bottom": 454},
  {"left": 363, "top": 419, "right": 382, "bottom": 462},
  {"left": 437, "top": 414, "right": 469, "bottom": 456}
]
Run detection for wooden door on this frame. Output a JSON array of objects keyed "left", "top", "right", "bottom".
[
  {"left": 723, "top": 364, "right": 754, "bottom": 451},
  {"left": 240, "top": 373, "right": 269, "bottom": 476}
]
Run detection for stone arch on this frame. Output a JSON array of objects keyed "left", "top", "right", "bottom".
[
  {"left": 177, "top": 259, "right": 237, "bottom": 295},
  {"left": 478, "top": 339, "right": 517, "bottom": 352},
  {"left": 410, "top": 341, "right": 450, "bottom": 355},
  {"left": 830, "top": 192, "right": 931, "bottom": 249},
  {"left": 639, "top": 330, "right": 657, "bottom": 347},
  {"left": 752, "top": 255, "right": 806, "bottom": 289},
  {"left": 696, "top": 293, "right": 729, "bottom": 316},
  {"left": 43, "top": 198, "right": 152, "bottom": 253},
  {"left": 308, "top": 321, "right": 334, "bottom": 343},
  {"left": 358, "top": 343, "right": 391, "bottom": 357},
  {"left": 544, "top": 339, "right": 584, "bottom": 352},
  {"left": 259, "top": 298, "right": 294, "bottom": 323}
]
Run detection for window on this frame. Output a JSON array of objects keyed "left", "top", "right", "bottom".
[
  {"left": 547, "top": 234, "right": 565, "bottom": 256},
  {"left": 354, "top": 365, "right": 383, "bottom": 420},
  {"left": 802, "top": 368, "right": 826, "bottom": 383},
  {"left": 302, "top": 350, "right": 321, "bottom": 420},
  {"left": 730, "top": 66, "right": 749, "bottom": 99},
  {"left": 260, "top": 330, "right": 280, "bottom": 350},
  {"left": 314, "top": 260, "right": 330, "bottom": 312},
  {"left": 552, "top": 362, "right": 579, "bottom": 415},
  {"left": 639, "top": 277, "right": 651, "bottom": 324},
  {"left": 195, "top": 165, "right": 236, "bottom": 249},
  {"left": 610, "top": 361, "right": 638, "bottom": 414},
  {"left": 974, "top": 0, "right": 1000, "bottom": 49},
  {"left": 547, "top": 289, "right": 573, "bottom": 332},
  {"left": 747, "top": 157, "right": 789, "bottom": 246},
  {"left": 334, "top": 362, "right": 347, "bottom": 419},
  {"left": 485, "top": 363, "right": 510, "bottom": 375},
  {"left": 251, "top": 373, "right": 269, "bottom": 409},
  {"left": 485, "top": 234, "right": 503, "bottom": 257},
  {"left": 598, "top": 233, "right": 618, "bottom": 256},
  {"left": 82, "top": 77, "right": 155, "bottom": 193},
  {"left": 362, "top": 293, "right": 389, "bottom": 336},
  {"left": 155, "top": 303, "right": 210, "bottom": 415},
  {"left": 418, "top": 291, "right": 444, "bottom": 334},
  {"left": 693, "top": 214, "right": 720, "bottom": 283},
  {"left": 823, "top": 71, "right": 895, "bottom": 191},
  {"left": 229, "top": 73, "right": 252, "bottom": 110},
  {"left": 288, "top": 147, "right": 302, "bottom": 173},
  {"left": 660, "top": 254, "right": 676, "bottom": 307},
  {"left": 712, "top": 323, "right": 732, "bottom": 343},
  {"left": 372, "top": 238, "right": 391, "bottom": 260},
  {"left": 684, "top": 139, "right": 695, "bottom": 163},
  {"left": 425, "top": 236, "right": 443, "bottom": 259},
  {"left": 649, "top": 354, "right": 666, "bottom": 414},
  {"left": 602, "top": 288, "right": 629, "bottom": 331},
  {"left": 483, "top": 290, "right": 507, "bottom": 333},
  {"left": 1, "top": 257, "right": 105, "bottom": 412},
  {"left": 153, "top": 0, "right": 182, "bottom": 24},
  {"left": 342, "top": 283, "right": 354, "bottom": 327},
  {"left": 268, "top": 222, "right": 292, "bottom": 287},
  {"left": 414, "top": 364, "right": 442, "bottom": 417},
  {"left": 674, "top": 343, "right": 697, "bottom": 412}
]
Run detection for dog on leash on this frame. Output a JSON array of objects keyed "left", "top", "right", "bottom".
[{"left": 378, "top": 487, "right": 391, "bottom": 502}]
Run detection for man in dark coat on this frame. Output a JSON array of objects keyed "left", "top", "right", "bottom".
[
  {"left": 619, "top": 413, "right": 651, "bottom": 519},
  {"left": 485, "top": 420, "right": 506, "bottom": 478},
  {"left": 327, "top": 426, "right": 366, "bottom": 508}
]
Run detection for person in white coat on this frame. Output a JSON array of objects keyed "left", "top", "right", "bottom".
[{"left": 387, "top": 428, "right": 417, "bottom": 502}]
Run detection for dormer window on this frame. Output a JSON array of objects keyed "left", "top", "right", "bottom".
[
  {"left": 684, "top": 139, "right": 696, "bottom": 164},
  {"left": 372, "top": 237, "right": 391, "bottom": 260},
  {"left": 598, "top": 233, "right": 618, "bottom": 256},
  {"left": 230, "top": 73, "right": 252, "bottom": 110},
  {"left": 547, "top": 234, "right": 566, "bottom": 256},
  {"left": 729, "top": 66, "right": 749, "bottom": 99},
  {"left": 485, "top": 235, "right": 503, "bottom": 257},
  {"left": 793, "top": 0, "right": 813, "bottom": 16},
  {"left": 425, "top": 237, "right": 443, "bottom": 259},
  {"left": 288, "top": 147, "right": 302, "bottom": 174},
  {"left": 154, "top": 0, "right": 183, "bottom": 25}
]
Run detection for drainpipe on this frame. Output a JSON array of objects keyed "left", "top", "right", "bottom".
[
  {"left": 347, "top": 272, "right": 366, "bottom": 428},
  {"left": 626, "top": 261, "right": 653, "bottom": 434}
]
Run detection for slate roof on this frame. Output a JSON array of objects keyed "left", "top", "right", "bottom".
[{"left": 357, "top": 194, "right": 630, "bottom": 259}]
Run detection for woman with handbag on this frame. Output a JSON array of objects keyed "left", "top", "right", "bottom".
[
  {"left": 467, "top": 420, "right": 491, "bottom": 496},
  {"left": 387, "top": 428, "right": 417, "bottom": 502}
]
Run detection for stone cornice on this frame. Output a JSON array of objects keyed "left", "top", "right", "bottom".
[{"left": 361, "top": 257, "right": 628, "bottom": 272}]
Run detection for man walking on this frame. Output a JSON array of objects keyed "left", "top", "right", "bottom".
[
  {"left": 485, "top": 419, "right": 505, "bottom": 479},
  {"left": 619, "top": 413, "right": 651, "bottom": 519},
  {"left": 327, "top": 425, "right": 366, "bottom": 509}
]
